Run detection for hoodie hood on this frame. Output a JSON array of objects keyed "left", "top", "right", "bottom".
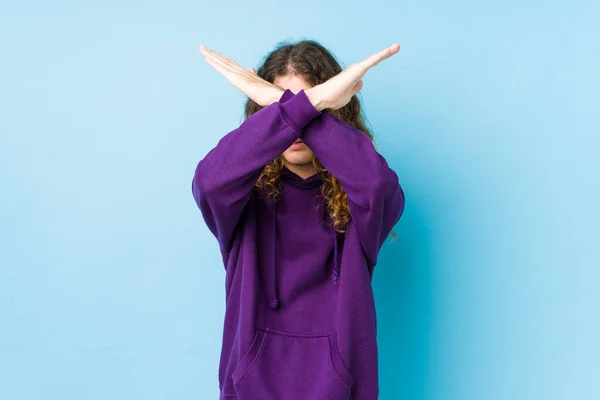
[
  {"left": 279, "top": 164, "right": 323, "bottom": 189},
  {"left": 269, "top": 165, "right": 341, "bottom": 310}
]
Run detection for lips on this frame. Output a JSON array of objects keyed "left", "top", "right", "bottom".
[{"left": 294, "top": 139, "right": 303, "bottom": 143}]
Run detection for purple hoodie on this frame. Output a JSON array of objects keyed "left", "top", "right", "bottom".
[{"left": 192, "top": 88, "right": 405, "bottom": 399}]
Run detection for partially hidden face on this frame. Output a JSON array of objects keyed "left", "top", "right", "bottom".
[{"left": 273, "top": 75, "right": 316, "bottom": 168}]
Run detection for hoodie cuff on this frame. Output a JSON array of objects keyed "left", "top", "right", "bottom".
[
  {"left": 278, "top": 89, "right": 322, "bottom": 133},
  {"left": 278, "top": 88, "right": 295, "bottom": 103}
]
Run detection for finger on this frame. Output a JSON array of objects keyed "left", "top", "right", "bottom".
[
  {"left": 200, "top": 45, "right": 245, "bottom": 72},
  {"left": 199, "top": 46, "right": 238, "bottom": 74},
  {"left": 205, "top": 54, "right": 256, "bottom": 90},
  {"left": 204, "top": 55, "right": 237, "bottom": 82},
  {"left": 199, "top": 45, "right": 237, "bottom": 74},
  {"left": 359, "top": 43, "right": 400, "bottom": 70}
]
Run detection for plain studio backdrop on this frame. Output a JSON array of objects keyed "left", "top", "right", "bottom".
[{"left": 0, "top": 1, "right": 598, "bottom": 399}]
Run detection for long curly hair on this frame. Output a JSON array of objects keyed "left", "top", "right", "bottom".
[{"left": 246, "top": 39, "right": 397, "bottom": 240}]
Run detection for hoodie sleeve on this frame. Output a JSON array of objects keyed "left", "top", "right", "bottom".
[
  {"left": 296, "top": 93, "right": 406, "bottom": 272},
  {"left": 191, "top": 89, "right": 322, "bottom": 256}
]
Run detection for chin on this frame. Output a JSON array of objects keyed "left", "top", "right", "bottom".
[{"left": 283, "top": 149, "right": 314, "bottom": 165}]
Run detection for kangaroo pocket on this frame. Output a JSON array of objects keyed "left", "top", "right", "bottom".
[{"left": 231, "top": 328, "right": 354, "bottom": 400}]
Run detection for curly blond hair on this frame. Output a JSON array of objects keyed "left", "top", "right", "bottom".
[{"left": 246, "top": 39, "right": 397, "bottom": 240}]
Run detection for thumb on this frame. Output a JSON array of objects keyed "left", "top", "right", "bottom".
[{"left": 248, "top": 67, "right": 256, "bottom": 74}]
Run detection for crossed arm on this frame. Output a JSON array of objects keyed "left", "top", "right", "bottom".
[{"left": 193, "top": 43, "right": 405, "bottom": 269}]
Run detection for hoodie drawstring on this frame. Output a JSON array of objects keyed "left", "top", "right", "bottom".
[
  {"left": 271, "top": 200, "right": 281, "bottom": 310},
  {"left": 332, "top": 229, "right": 340, "bottom": 283}
]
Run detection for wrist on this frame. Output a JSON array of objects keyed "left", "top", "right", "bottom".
[
  {"left": 268, "top": 89, "right": 285, "bottom": 105},
  {"left": 304, "top": 87, "right": 326, "bottom": 112}
]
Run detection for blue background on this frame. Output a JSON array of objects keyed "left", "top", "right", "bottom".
[{"left": 1, "top": 1, "right": 598, "bottom": 399}]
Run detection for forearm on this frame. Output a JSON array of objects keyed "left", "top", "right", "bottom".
[
  {"left": 191, "top": 89, "right": 322, "bottom": 254},
  {"left": 193, "top": 89, "right": 321, "bottom": 196},
  {"left": 296, "top": 91, "right": 405, "bottom": 268}
]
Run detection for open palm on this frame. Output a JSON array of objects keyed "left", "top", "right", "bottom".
[
  {"left": 197, "top": 44, "right": 283, "bottom": 106},
  {"left": 310, "top": 43, "right": 400, "bottom": 110}
]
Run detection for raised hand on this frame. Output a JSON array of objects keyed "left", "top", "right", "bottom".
[
  {"left": 306, "top": 43, "right": 400, "bottom": 111},
  {"left": 198, "top": 44, "right": 284, "bottom": 106}
]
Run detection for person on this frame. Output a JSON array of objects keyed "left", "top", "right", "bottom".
[{"left": 192, "top": 39, "right": 405, "bottom": 400}]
